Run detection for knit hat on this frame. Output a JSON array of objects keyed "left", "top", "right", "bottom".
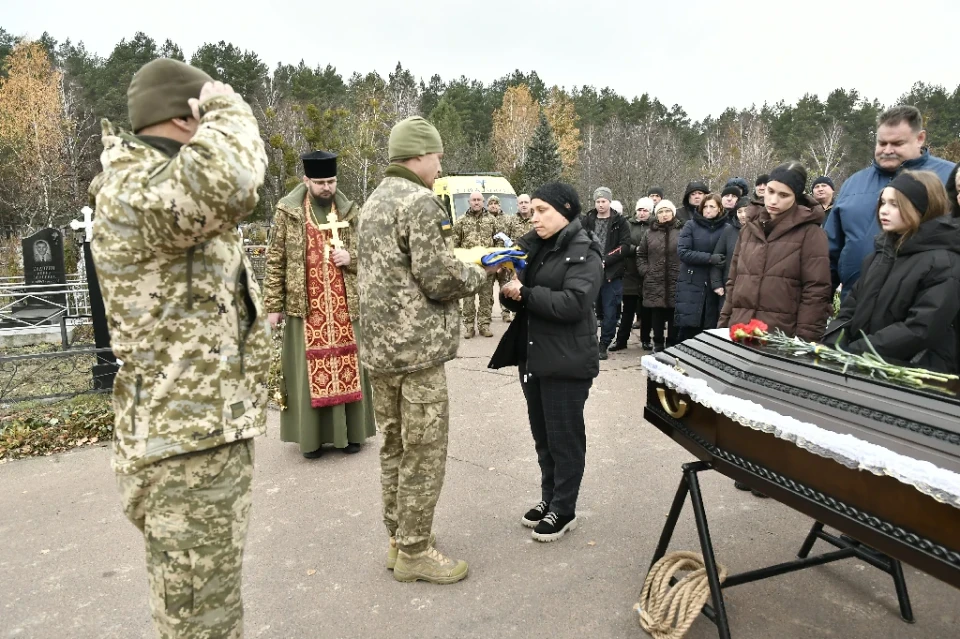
[
  {"left": 610, "top": 200, "right": 623, "bottom": 214},
  {"left": 768, "top": 165, "right": 806, "bottom": 198},
  {"left": 721, "top": 185, "right": 741, "bottom": 199},
  {"left": 127, "top": 58, "right": 214, "bottom": 133},
  {"left": 655, "top": 199, "right": 677, "bottom": 214},
  {"left": 725, "top": 177, "right": 751, "bottom": 198},
  {"left": 755, "top": 174, "right": 770, "bottom": 186},
  {"left": 636, "top": 197, "right": 655, "bottom": 212},
  {"left": 388, "top": 116, "right": 443, "bottom": 161},
  {"left": 593, "top": 186, "right": 613, "bottom": 202},
  {"left": 812, "top": 176, "right": 835, "bottom": 191},
  {"left": 532, "top": 182, "right": 581, "bottom": 220},
  {"left": 648, "top": 186, "right": 665, "bottom": 198}
]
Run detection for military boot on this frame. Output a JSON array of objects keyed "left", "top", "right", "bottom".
[
  {"left": 479, "top": 325, "right": 494, "bottom": 338},
  {"left": 387, "top": 533, "right": 436, "bottom": 570},
  {"left": 463, "top": 326, "right": 475, "bottom": 339},
  {"left": 393, "top": 546, "right": 468, "bottom": 584}
]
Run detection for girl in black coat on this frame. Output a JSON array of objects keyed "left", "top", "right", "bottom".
[
  {"left": 824, "top": 170, "right": 960, "bottom": 373},
  {"left": 674, "top": 193, "right": 728, "bottom": 341},
  {"left": 489, "top": 182, "right": 603, "bottom": 543}
]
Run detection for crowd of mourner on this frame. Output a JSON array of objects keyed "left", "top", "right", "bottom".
[{"left": 541, "top": 105, "right": 960, "bottom": 374}]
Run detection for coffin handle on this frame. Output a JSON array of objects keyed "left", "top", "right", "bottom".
[{"left": 657, "top": 387, "right": 689, "bottom": 418}]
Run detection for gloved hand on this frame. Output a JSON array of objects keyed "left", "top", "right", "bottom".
[{"left": 709, "top": 253, "right": 725, "bottom": 266}]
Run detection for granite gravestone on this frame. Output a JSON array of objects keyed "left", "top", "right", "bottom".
[{"left": 21, "top": 228, "right": 67, "bottom": 311}]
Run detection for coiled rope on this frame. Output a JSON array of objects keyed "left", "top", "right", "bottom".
[{"left": 635, "top": 551, "right": 728, "bottom": 639}]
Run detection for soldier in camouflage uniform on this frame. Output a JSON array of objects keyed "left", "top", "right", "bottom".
[
  {"left": 90, "top": 59, "right": 269, "bottom": 638},
  {"left": 358, "top": 116, "right": 495, "bottom": 585},
  {"left": 453, "top": 191, "right": 499, "bottom": 337},
  {"left": 499, "top": 193, "right": 536, "bottom": 323}
]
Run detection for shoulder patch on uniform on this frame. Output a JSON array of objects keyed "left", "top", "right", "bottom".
[{"left": 440, "top": 219, "right": 452, "bottom": 231}]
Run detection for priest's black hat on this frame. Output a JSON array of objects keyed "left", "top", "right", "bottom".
[{"left": 301, "top": 150, "right": 338, "bottom": 179}]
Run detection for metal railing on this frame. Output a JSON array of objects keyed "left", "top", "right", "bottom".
[
  {"left": 0, "top": 347, "right": 114, "bottom": 403},
  {"left": 0, "top": 279, "right": 91, "bottom": 330}
]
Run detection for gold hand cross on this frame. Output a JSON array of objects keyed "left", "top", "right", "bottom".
[{"left": 316, "top": 212, "right": 350, "bottom": 258}]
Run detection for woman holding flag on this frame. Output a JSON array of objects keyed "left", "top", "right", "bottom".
[{"left": 488, "top": 182, "right": 603, "bottom": 543}]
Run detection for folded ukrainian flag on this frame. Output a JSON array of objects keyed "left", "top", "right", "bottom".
[{"left": 454, "top": 247, "right": 528, "bottom": 271}]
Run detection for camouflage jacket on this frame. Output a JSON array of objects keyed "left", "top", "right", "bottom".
[
  {"left": 508, "top": 214, "right": 535, "bottom": 240},
  {"left": 263, "top": 186, "right": 360, "bottom": 321},
  {"left": 453, "top": 209, "right": 499, "bottom": 249},
  {"left": 358, "top": 164, "right": 486, "bottom": 374},
  {"left": 90, "top": 93, "right": 270, "bottom": 474}
]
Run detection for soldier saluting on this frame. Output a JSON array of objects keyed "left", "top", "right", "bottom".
[
  {"left": 358, "top": 117, "right": 498, "bottom": 584},
  {"left": 90, "top": 59, "right": 269, "bottom": 636}
]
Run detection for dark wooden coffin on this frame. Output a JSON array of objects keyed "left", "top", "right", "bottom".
[{"left": 643, "top": 330, "right": 960, "bottom": 590}]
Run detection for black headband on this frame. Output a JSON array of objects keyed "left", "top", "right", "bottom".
[
  {"left": 768, "top": 166, "right": 805, "bottom": 198},
  {"left": 887, "top": 173, "right": 929, "bottom": 215}
]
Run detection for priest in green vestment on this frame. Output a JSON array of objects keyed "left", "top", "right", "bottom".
[{"left": 263, "top": 151, "right": 376, "bottom": 458}]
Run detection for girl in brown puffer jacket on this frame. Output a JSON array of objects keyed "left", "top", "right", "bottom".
[
  {"left": 718, "top": 161, "right": 833, "bottom": 341},
  {"left": 637, "top": 199, "right": 685, "bottom": 351}
]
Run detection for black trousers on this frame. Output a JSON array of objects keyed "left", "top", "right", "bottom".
[
  {"left": 650, "top": 307, "right": 677, "bottom": 347},
  {"left": 519, "top": 361, "right": 592, "bottom": 516},
  {"left": 614, "top": 294, "right": 651, "bottom": 346}
]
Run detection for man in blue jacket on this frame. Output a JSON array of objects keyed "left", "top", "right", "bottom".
[{"left": 825, "top": 105, "right": 954, "bottom": 298}]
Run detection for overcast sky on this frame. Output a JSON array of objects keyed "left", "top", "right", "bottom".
[{"left": 5, "top": 0, "right": 958, "bottom": 121}]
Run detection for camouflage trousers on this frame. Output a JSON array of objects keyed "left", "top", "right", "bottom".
[
  {"left": 116, "top": 439, "right": 255, "bottom": 639},
  {"left": 370, "top": 363, "right": 449, "bottom": 554},
  {"left": 461, "top": 274, "right": 495, "bottom": 329}
]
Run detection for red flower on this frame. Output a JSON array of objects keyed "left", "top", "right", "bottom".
[
  {"left": 730, "top": 323, "right": 750, "bottom": 341},
  {"left": 745, "top": 319, "right": 768, "bottom": 337},
  {"left": 731, "top": 319, "right": 769, "bottom": 343}
]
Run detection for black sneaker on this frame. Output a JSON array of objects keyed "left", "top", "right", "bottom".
[
  {"left": 734, "top": 480, "right": 750, "bottom": 491},
  {"left": 343, "top": 443, "right": 362, "bottom": 454},
  {"left": 532, "top": 512, "right": 578, "bottom": 542},
  {"left": 641, "top": 342, "right": 653, "bottom": 351},
  {"left": 303, "top": 447, "right": 323, "bottom": 459},
  {"left": 608, "top": 343, "right": 627, "bottom": 352},
  {"left": 521, "top": 500, "right": 548, "bottom": 528},
  {"left": 599, "top": 345, "right": 609, "bottom": 361}
]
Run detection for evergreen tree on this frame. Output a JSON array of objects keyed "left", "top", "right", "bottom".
[{"left": 521, "top": 111, "right": 562, "bottom": 192}]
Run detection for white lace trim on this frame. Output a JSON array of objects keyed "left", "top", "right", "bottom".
[{"left": 641, "top": 355, "right": 960, "bottom": 509}]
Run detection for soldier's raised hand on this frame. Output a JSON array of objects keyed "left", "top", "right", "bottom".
[{"left": 188, "top": 81, "right": 237, "bottom": 121}]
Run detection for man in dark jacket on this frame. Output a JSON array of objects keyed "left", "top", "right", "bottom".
[
  {"left": 753, "top": 174, "right": 769, "bottom": 201},
  {"left": 724, "top": 176, "right": 752, "bottom": 210},
  {"left": 611, "top": 197, "right": 653, "bottom": 351},
  {"left": 676, "top": 180, "right": 708, "bottom": 223},
  {"left": 581, "top": 186, "right": 631, "bottom": 359},
  {"left": 812, "top": 176, "right": 836, "bottom": 225},
  {"left": 825, "top": 105, "right": 955, "bottom": 297}
]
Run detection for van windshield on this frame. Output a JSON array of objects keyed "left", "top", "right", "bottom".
[{"left": 452, "top": 193, "right": 518, "bottom": 219}]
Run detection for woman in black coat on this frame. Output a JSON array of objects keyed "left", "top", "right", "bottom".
[
  {"left": 489, "top": 182, "right": 603, "bottom": 543},
  {"left": 710, "top": 206, "right": 746, "bottom": 297},
  {"left": 674, "top": 193, "right": 728, "bottom": 341},
  {"left": 823, "top": 170, "right": 960, "bottom": 373}
]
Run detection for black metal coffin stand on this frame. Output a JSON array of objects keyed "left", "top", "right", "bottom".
[{"left": 642, "top": 331, "right": 960, "bottom": 639}]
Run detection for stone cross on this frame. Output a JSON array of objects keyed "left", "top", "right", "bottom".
[
  {"left": 70, "top": 206, "right": 95, "bottom": 243},
  {"left": 316, "top": 211, "right": 349, "bottom": 258}
]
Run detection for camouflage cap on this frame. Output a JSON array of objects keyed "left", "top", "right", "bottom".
[
  {"left": 389, "top": 116, "right": 443, "bottom": 161},
  {"left": 127, "top": 58, "right": 214, "bottom": 133}
]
